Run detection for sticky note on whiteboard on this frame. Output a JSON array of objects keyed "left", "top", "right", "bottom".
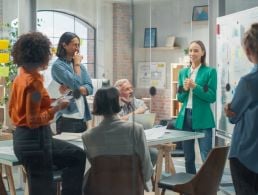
[
  {"left": 0, "top": 40, "right": 10, "bottom": 50},
  {"left": 0, "top": 67, "right": 9, "bottom": 77}
]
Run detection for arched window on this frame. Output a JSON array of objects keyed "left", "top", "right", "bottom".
[{"left": 37, "top": 10, "right": 96, "bottom": 78}]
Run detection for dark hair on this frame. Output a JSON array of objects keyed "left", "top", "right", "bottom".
[
  {"left": 56, "top": 32, "right": 80, "bottom": 58},
  {"left": 12, "top": 32, "right": 51, "bottom": 69},
  {"left": 92, "top": 87, "right": 121, "bottom": 116},
  {"left": 189, "top": 40, "right": 206, "bottom": 65},
  {"left": 242, "top": 23, "right": 258, "bottom": 61}
]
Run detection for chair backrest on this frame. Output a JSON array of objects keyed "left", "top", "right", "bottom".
[
  {"left": 189, "top": 146, "right": 229, "bottom": 195},
  {"left": 84, "top": 154, "right": 144, "bottom": 195}
]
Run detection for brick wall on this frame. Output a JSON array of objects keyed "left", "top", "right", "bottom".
[
  {"left": 112, "top": 3, "right": 133, "bottom": 83},
  {"left": 112, "top": 3, "right": 172, "bottom": 124}
]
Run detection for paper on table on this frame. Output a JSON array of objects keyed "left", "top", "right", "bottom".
[
  {"left": 53, "top": 132, "right": 82, "bottom": 141},
  {"left": 0, "top": 146, "right": 15, "bottom": 155},
  {"left": 144, "top": 127, "right": 165, "bottom": 140}
]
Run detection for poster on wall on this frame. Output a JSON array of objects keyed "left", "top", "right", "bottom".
[
  {"left": 216, "top": 7, "right": 258, "bottom": 137},
  {"left": 137, "top": 62, "right": 166, "bottom": 89}
]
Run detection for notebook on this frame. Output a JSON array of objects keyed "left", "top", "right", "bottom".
[{"left": 129, "top": 113, "right": 156, "bottom": 130}]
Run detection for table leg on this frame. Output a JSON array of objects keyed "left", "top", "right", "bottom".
[
  {"left": 4, "top": 165, "right": 16, "bottom": 195},
  {"left": 154, "top": 144, "right": 176, "bottom": 195},
  {"left": 154, "top": 147, "right": 163, "bottom": 195},
  {"left": 0, "top": 164, "right": 8, "bottom": 195}
]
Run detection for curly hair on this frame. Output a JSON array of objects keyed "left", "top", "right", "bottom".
[{"left": 11, "top": 32, "right": 51, "bottom": 69}]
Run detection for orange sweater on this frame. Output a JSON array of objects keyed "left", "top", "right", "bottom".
[{"left": 9, "top": 67, "right": 55, "bottom": 129}]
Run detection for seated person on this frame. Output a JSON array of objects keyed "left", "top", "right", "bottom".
[
  {"left": 114, "top": 79, "right": 158, "bottom": 190},
  {"left": 82, "top": 87, "right": 153, "bottom": 193},
  {"left": 114, "top": 79, "right": 148, "bottom": 121}
]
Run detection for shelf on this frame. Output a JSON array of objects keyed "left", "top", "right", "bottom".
[{"left": 184, "top": 20, "right": 208, "bottom": 25}]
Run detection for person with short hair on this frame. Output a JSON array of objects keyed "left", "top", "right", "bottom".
[
  {"left": 82, "top": 87, "right": 153, "bottom": 193},
  {"left": 114, "top": 79, "right": 148, "bottom": 121},
  {"left": 9, "top": 32, "right": 86, "bottom": 195},
  {"left": 225, "top": 23, "right": 258, "bottom": 195}
]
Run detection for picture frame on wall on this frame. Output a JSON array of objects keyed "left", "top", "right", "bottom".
[
  {"left": 144, "top": 28, "right": 157, "bottom": 48},
  {"left": 192, "top": 5, "right": 208, "bottom": 21}
]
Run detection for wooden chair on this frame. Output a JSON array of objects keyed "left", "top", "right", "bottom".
[
  {"left": 158, "top": 146, "right": 229, "bottom": 195},
  {"left": 0, "top": 132, "right": 16, "bottom": 195},
  {"left": 22, "top": 166, "right": 62, "bottom": 195},
  {"left": 84, "top": 154, "right": 144, "bottom": 195},
  {"left": 0, "top": 175, "right": 7, "bottom": 195}
]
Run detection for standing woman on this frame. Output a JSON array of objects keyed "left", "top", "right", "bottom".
[
  {"left": 175, "top": 40, "right": 217, "bottom": 174},
  {"left": 9, "top": 32, "right": 86, "bottom": 195},
  {"left": 52, "top": 32, "right": 93, "bottom": 133},
  {"left": 224, "top": 23, "right": 258, "bottom": 195}
]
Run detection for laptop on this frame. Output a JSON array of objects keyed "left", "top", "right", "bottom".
[{"left": 129, "top": 113, "right": 156, "bottom": 130}]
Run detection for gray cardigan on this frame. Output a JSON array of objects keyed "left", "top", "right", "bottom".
[{"left": 82, "top": 115, "right": 153, "bottom": 182}]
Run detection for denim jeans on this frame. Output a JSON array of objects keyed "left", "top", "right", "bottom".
[{"left": 182, "top": 109, "right": 213, "bottom": 174}]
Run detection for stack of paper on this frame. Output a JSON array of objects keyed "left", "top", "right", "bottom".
[
  {"left": 53, "top": 132, "right": 82, "bottom": 141},
  {"left": 144, "top": 127, "right": 165, "bottom": 140}
]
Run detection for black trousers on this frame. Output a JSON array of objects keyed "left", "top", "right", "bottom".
[
  {"left": 13, "top": 125, "right": 86, "bottom": 195},
  {"left": 56, "top": 116, "right": 87, "bottom": 134},
  {"left": 230, "top": 158, "right": 258, "bottom": 195}
]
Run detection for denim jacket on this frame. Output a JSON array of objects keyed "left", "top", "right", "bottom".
[{"left": 51, "top": 58, "right": 93, "bottom": 121}]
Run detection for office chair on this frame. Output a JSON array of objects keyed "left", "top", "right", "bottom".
[
  {"left": 158, "top": 146, "right": 229, "bottom": 195},
  {"left": 84, "top": 154, "right": 144, "bottom": 195}
]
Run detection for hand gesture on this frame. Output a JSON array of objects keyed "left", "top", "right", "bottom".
[
  {"left": 188, "top": 79, "right": 196, "bottom": 89},
  {"left": 59, "top": 85, "right": 70, "bottom": 95},
  {"left": 57, "top": 98, "right": 69, "bottom": 110},
  {"left": 183, "top": 78, "right": 190, "bottom": 91},
  {"left": 73, "top": 51, "right": 83, "bottom": 66},
  {"left": 224, "top": 103, "right": 236, "bottom": 117}
]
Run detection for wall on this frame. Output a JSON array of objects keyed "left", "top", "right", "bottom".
[
  {"left": 225, "top": 0, "right": 258, "bottom": 14},
  {"left": 113, "top": 3, "right": 133, "bottom": 83},
  {"left": 133, "top": 0, "right": 209, "bottom": 122}
]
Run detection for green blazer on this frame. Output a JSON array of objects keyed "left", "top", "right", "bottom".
[{"left": 175, "top": 64, "right": 217, "bottom": 130}]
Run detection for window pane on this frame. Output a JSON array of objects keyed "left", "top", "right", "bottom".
[
  {"left": 53, "top": 12, "right": 74, "bottom": 37},
  {"left": 37, "top": 12, "right": 54, "bottom": 37},
  {"left": 75, "top": 19, "right": 88, "bottom": 39}
]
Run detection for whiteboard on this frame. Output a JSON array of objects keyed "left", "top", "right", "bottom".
[{"left": 216, "top": 7, "right": 258, "bottom": 137}]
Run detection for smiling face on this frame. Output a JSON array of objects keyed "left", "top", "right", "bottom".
[
  {"left": 63, "top": 37, "right": 80, "bottom": 59},
  {"left": 189, "top": 42, "right": 205, "bottom": 66}
]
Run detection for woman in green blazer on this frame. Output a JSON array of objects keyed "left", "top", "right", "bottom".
[{"left": 175, "top": 40, "right": 217, "bottom": 174}]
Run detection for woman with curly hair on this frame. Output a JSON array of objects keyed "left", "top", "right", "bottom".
[{"left": 9, "top": 32, "right": 86, "bottom": 195}]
